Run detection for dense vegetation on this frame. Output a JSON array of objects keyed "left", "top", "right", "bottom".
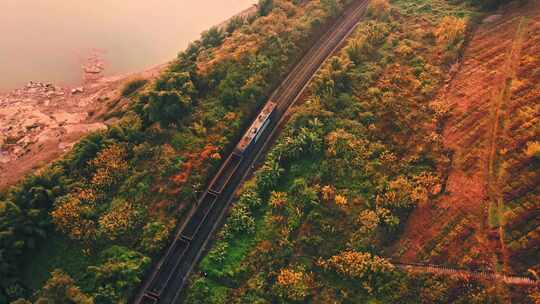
[
  {"left": 1, "top": 0, "right": 537, "bottom": 303},
  {"left": 184, "top": 0, "right": 538, "bottom": 303},
  {"left": 0, "top": 1, "right": 355, "bottom": 303}
]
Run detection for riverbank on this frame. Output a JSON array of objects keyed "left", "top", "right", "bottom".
[
  {"left": 0, "top": 63, "right": 166, "bottom": 190},
  {"left": 0, "top": 4, "right": 259, "bottom": 190}
]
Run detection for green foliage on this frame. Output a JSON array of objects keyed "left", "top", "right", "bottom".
[
  {"left": 0, "top": 166, "right": 66, "bottom": 299},
  {"left": 142, "top": 90, "right": 192, "bottom": 127},
  {"left": 258, "top": 0, "right": 273, "bottom": 16},
  {"left": 225, "top": 16, "right": 246, "bottom": 35},
  {"left": 228, "top": 205, "right": 256, "bottom": 235},
  {"left": 184, "top": 0, "right": 480, "bottom": 302},
  {"left": 2, "top": 0, "right": 389, "bottom": 302},
  {"left": 201, "top": 27, "right": 224, "bottom": 49},
  {"left": 89, "top": 246, "right": 149, "bottom": 304},
  {"left": 121, "top": 79, "right": 148, "bottom": 97},
  {"left": 139, "top": 221, "right": 171, "bottom": 254},
  {"left": 140, "top": 71, "right": 196, "bottom": 127}
]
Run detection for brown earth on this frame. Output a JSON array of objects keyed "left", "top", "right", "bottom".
[
  {"left": 392, "top": 0, "right": 540, "bottom": 273},
  {"left": 0, "top": 62, "right": 166, "bottom": 190}
]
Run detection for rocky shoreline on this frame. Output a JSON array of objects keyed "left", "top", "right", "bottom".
[
  {"left": 0, "top": 4, "right": 258, "bottom": 190},
  {"left": 0, "top": 62, "right": 165, "bottom": 190}
]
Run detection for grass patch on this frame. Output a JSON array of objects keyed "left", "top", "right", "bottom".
[
  {"left": 19, "top": 233, "right": 98, "bottom": 293},
  {"left": 391, "top": 0, "right": 477, "bottom": 20}
]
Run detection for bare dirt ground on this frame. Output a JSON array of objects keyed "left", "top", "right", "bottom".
[
  {"left": 0, "top": 59, "right": 166, "bottom": 190},
  {"left": 392, "top": 0, "right": 540, "bottom": 272}
]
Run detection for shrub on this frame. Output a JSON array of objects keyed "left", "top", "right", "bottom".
[
  {"left": 228, "top": 205, "right": 256, "bottom": 235},
  {"left": 524, "top": 141, "right": 540, "bottom": 159},
  {"left": 121, "top": 79, "right": 148, "bottom": 97},
  {"left": 366, "top": 0, "right": 391, "bottom": 20},
  {"left": 89, "top": 144, "right": 128, "bottom": 190},
  {"left": 274, "top": 267, "right": 311, "bottom": 301},
  {"left": 98, "top": 199, "right": 140, "bottom": 240},
  {"left": 434, "top": 16, "right": 466, "bottom": 63},
  {"left": 89, "top": 246, "right": 150, "bottom": 304},
  {"left": 319, "top": 250, "right": 395, "bottom": 294},
  {"left": 36, "top": 270, "right": 93, "bottom": 304},
  {"left": 140, "top": 221, "right": 172, "bottom": 254},
  {"left": 51, "top": 195, "right": 96, "bottom": 241},
  {"left": 258, "top": 0, "right": 274, "bottom": 16},
  {"left": 201, "top": 27, "right": 224, "bottom": 49},
  {"left": 142, "top": 90, "right": 192, "bottom": 127}
]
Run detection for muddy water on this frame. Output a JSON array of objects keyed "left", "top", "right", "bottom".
[{"left": 0, "top": 0, "right": 256, "bottom": 91}]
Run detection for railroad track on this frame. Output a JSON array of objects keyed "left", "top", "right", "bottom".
[
  {"left": 133, "top": 1, "right": 369, "bottom": 303},
  {"left": 395, "top": 263, "right": 539, "bottom": 286}
]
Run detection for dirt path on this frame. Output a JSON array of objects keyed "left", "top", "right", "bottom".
[{"left": 392, "top": 0, "right": 540, "bottom": 272}]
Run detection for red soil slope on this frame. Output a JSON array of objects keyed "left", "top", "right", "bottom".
[{"left": 393, "top": 0, "right": 540, "bottom": 274}]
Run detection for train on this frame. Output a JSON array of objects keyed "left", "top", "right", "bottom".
[{"left": 137, "top": 101, "right": 277, "bottom": 303}]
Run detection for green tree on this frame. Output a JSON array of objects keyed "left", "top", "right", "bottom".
[
  {"left": 201, "top": 27, "right": 224, "bottom": 48},
  {"left": 143, "top": 90, "right": 192, "bottom": 127},
  {"left": 89, "top": 246, "right": 149, "bottom": 304},
  {"left": 258, "top": 0, "right": 273, "bottom": 16}
]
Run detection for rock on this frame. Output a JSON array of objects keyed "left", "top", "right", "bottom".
[
  {"left": 483, "top": 14, "right": 502, "bottom": 23},
  {"left": 71, "top": 87, "right": 84, "bottom": 94}
]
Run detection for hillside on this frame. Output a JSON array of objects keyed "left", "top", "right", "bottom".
[
  {"left": 183, "top": 0, "right": 540, "bottom": 303},
  {"left": 1, "top": 0, "right": 538, "bottom": 303},
  {"left": 0, "top": 1, "right": 358, "bottom": 303},
  {"left": 0, "top": 64, "right": 166, "bottom": 190}
]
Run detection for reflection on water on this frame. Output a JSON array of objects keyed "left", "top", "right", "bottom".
[{"left": 0, "top": 0, "right": 256, "bottom": 91}]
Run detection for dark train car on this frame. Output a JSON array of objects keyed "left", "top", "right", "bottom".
[
  {"left": 235, "top": 101, "right": 277, "bottom": 154},
  {"left": 146, "top": 238, "right": 190, "bottom": 298},
  {"left": 140, "top": 293, "right": 159, "bottom": 304},
  {"left": 208, "top": 153, "right": 242, "bottom": 194},
  {"left": 181, "top": 192, "right": 218, "bottom": 240}
]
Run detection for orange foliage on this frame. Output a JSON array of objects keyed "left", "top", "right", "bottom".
[
  {"left": 335, "top": 194, "right": 348, "bottom": 209},
  {"left": 319, "top": 250, "right": 394, "bottom": 279},
  {"left": 51, "top": 195, "right": 96, "bottom": 240},
  {"left": 321, "top": 185, "right": 335, "bottom": 202},
  {"left": 170, "top": 144, "right": 220, "bottom": 189},
  {"left": 88, "top": 144, "right": 128, "bottom": 190},
  {"left": 275, "top": 268, "right": 311, "bottom": 301},
  {"left": 99, "top": 200, "right": 138, "bottom": 240},
  {"left": 269, "top": 191, "right": 288, "bottom": 209}
]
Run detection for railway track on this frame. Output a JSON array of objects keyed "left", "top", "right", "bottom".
[
  {"left": 395, "top": 263, "right": 539, "bottom": 286},
  {"left": 133, "top": 1, "right": 369, "bottom": 303}
]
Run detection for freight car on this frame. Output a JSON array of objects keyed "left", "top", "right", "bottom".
[
  {"left": 137, "top": 101, "right": 278, "bottom": 303},
  {"left": 145, "top": 238, "right": 190, "bottom": 299},
  {"left": 181, "top": 192, "right": 218, "bottom": 240}
]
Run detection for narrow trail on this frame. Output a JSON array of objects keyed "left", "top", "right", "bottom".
[{"left": 485, "top": 16, "right": 529, "bottom": 286}]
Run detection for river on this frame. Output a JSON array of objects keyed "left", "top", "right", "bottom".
[{"left": 0, "top": 0, "right": 256, "bottom": 92}]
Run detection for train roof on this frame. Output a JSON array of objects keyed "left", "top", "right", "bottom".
[{"left": 236, "top": 101, "right": 277, "bottom": 151}]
